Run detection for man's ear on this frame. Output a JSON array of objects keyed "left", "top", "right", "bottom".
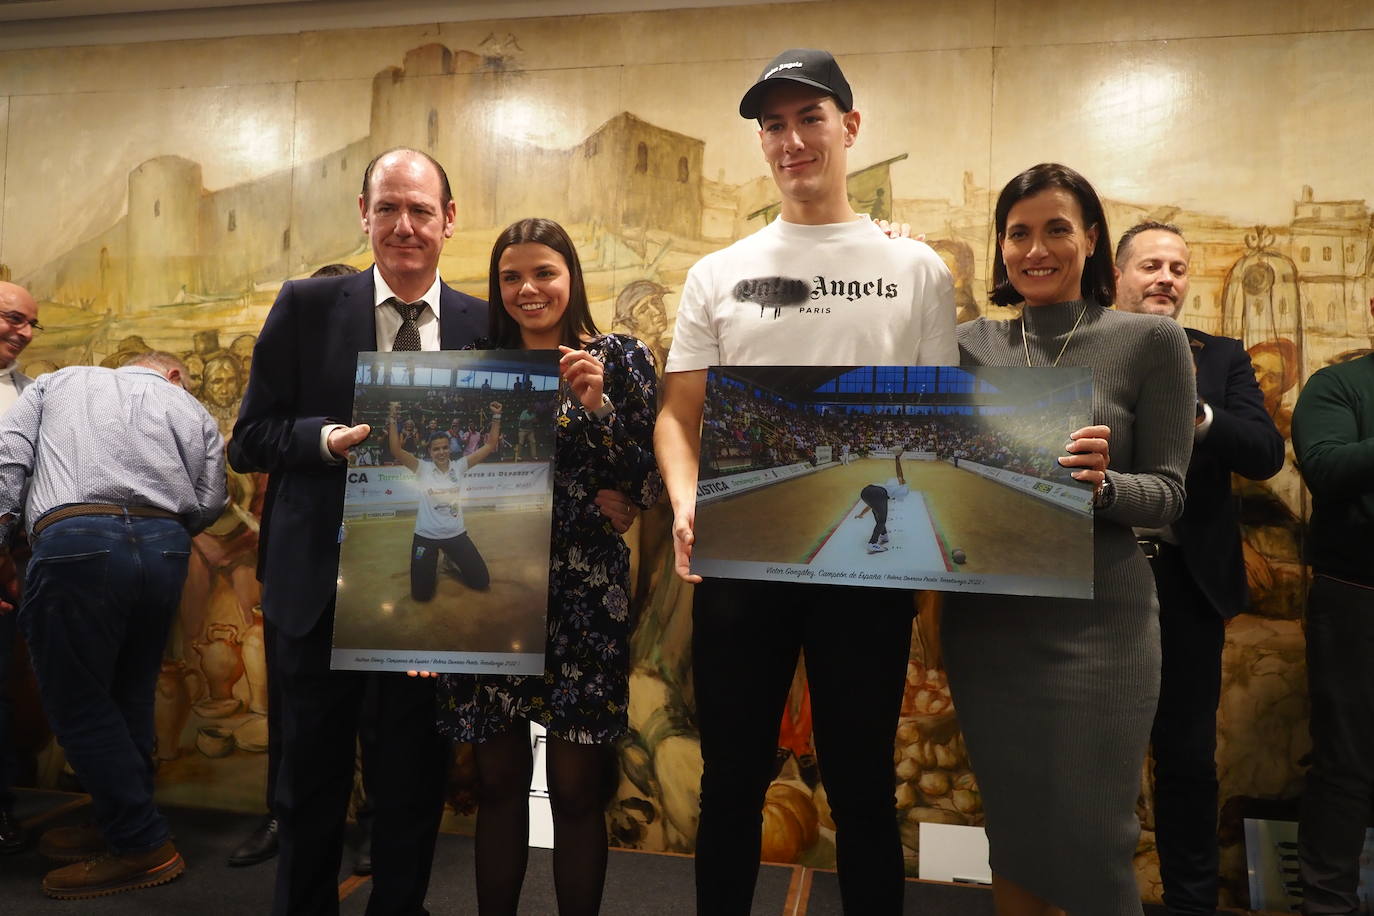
[{"left": 843, "top": 109, "right": 861, "bottom": 147}]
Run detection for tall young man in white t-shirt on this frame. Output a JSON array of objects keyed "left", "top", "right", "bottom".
[{"left": 655, "top": 48, "right": 956, "bottom": 915}]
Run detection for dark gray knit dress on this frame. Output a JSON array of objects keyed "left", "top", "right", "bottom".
[{"left": 945, "top": 300, "right": 1195, "bottom": 913}]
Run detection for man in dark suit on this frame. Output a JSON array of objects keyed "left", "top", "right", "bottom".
[
  {"left": 231, "top": 148, "right": 486, "bottom": 916},
  {"left": 1116, "top": 221, "right": 1285, "bottom": 916}
]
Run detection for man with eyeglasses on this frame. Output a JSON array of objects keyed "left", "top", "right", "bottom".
[{"left": 0, "top": 280, "right": 39, "bottom": 856}]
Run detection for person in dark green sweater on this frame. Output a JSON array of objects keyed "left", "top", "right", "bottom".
[{"left": 1291, "top": 339, "right": 1374, "bottom": 916}]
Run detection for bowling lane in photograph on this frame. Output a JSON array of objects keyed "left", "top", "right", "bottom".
[{"left": 693, "top": 458, "right": 1088, "bottom": 580}]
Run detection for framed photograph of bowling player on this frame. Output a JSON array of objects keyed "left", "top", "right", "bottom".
[
  {"left": 691, "top": 365, "right": 1096, "bottom": 599},
  {"left": 331, "top": 349, "right": 560, "bottom": 674}
]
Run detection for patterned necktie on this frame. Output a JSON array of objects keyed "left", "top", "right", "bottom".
[{"left": 388, "top": 298, "right": 423, "bottom": 351}]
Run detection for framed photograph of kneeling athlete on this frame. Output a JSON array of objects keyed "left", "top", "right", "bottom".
[
  {"left": 691, "top": 365, "right": 1096, "bottom": 599},
  {"left": 331, "top": 349, "right": 559, "bottom": 674}
]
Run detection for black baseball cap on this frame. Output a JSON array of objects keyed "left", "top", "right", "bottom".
[{"left": 738, "top": 48, "right": 854, "bottom": 120}]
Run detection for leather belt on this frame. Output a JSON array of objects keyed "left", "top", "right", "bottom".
[{"left": 33, "top": 504, "right": 180, "bottom": 536}]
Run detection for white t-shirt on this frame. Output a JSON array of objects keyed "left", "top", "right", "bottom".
[
  {"left": 664, "top": 215, "right": 957, "bottom": 371},
  {"left": 881, "top": 477, "right": 910, "bottom": 500},
  {"left": 415, "top": 455, "right": 470, "bottom": 540}
]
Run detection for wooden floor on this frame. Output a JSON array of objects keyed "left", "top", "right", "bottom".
[
  {"left": 694, "top": 458, "right": 1092, "bottom": 579},
  {"left": 334, "top": 507, "right": 549, "bottom": 655}
]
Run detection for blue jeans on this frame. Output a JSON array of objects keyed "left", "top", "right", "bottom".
[{"left": 18, "top": 514, "right": 190, "bottom": 854}]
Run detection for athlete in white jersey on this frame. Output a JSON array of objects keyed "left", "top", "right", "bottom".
[{"left": 388, "top": 401, "right": 502, "bottom": 601}]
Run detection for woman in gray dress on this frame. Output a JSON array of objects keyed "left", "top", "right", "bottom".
[{"left": 945, "top": 163, "right": 1195, "bottom": 915}]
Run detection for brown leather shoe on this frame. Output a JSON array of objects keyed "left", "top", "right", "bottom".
[
  {"left": 39, "top": 824, "right": 106, "bottom": 862},
  {"left": 42, "top": 840, "right": 185, "bottom": 899}
]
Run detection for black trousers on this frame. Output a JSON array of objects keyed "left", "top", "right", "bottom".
[
  {"left": 692, "top": 577, "right": 914, "bottom": 916},
  {"left": 859, "top": 485, "right": 889, "bottom": 545},
  {"left": 267, "top": 607, "right": 446, "bottom": 916},
  {"left": 409, "top": 532, "right": 489, "bottom": 602},
  {"left": 1299, "top": 574, "right": 1374, "bottom": 915},
  {"left": 1146, "top": 544, "right": 1225, "bottom": 916}
]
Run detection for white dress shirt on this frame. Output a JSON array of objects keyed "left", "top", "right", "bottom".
[{"left": 319, "top": 267, "right": 444, "bottom": 461}]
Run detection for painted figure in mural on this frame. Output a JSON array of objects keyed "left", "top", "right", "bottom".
[
  {"left": 183, "top": 353, "right": 206, "bottom": 398},
  {"left": 1247, "top": 337, "right": 1300, "bottom": 440},
  {"left": 100, "top": 334, "right": 152, "bottom": 370},
  {"left": 226, "top": 263, "right": 361, "bottom": 873},
  {"left": 230, "top": 333, "right": 257, "bottom": 380},
  {"left": 1291, "top": 312, "right": 1374, "bottom": 916},
  {"left": 613, "top": 278, "right": 672, "bottom": 371},
  {"left": 0, "top": 280, "right": 39, "bottom": 856},
  {"left": 436, "top": 217, "right": 663, "bottom": 915},
  {"left": 230, "top": 148, "right": 488, "bottom": 916},
  {"left": 946, "top": 164, "right": 1194, "bottom": 916},
  {"left": 202, "top": 353, "right": 243, "bottom": 436},
  {"left": 927, "top": 238, "right": 982, "bottom": 324},
  {"left": 1114, "top": 221, "right": 1284, "bottom": 916},
  {"left": 0, "top": 352, "right": 227, "bottom": 899},
  {"left": 655, "top": 48, "right": 956, "bottom": 915}
]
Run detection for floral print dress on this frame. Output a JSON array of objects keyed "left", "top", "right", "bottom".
[{"left": 437, "top": 334, "right": 663, "bottom": 745}]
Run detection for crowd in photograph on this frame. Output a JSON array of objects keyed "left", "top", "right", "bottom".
[
  {"left": 348, "top": 385, "right": 557, "bottom": 466},
  {"left": 701, "top": 380, "right": 1077, "bottom": 485}
]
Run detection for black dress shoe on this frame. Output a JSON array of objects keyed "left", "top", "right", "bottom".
[
  {"left": 0, "top": 807, "right": 25, "bottom": 854},
  {"left": 227, "top": 815, "right": 278, "bottom": 867}
]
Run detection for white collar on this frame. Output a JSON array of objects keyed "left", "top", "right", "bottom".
[{"left": 372, "top": 266, "right": 442, "bottom": 319}]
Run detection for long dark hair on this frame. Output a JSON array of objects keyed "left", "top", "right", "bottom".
[
  {"left": 989, "top": 163, "right": 1115, "bottom": 307},
  {"left": 487, "top": 218, "right": 600, "bottom": 349}
]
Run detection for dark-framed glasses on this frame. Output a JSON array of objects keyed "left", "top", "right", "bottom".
[{"left": 0, "top": 310, "right": 42, "bottom": 333}]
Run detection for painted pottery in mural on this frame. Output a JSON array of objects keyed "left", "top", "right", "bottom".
[
  {"left": 240, "top": 605, "right": 268, "bottom": 715},
  {"left": 192, "top": 623, "right": 244, "bottom": 718},
  {"left": 153, "top": 659, "right": 199, "bottom": 761},
  {"left": 760, "top": 782, "right": 820, "bottom": 863},
  {"left": 231, "top": 714, "right": 269, "bottom": 754},
  {"left": 196, "top": 725, "right": 235, "bottom": 759}
]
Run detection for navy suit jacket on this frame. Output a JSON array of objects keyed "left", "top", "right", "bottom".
[
  {"left": 1174, "top": 327, "right": 1284, "bottom": 618},
  {"left": 230, "top": 269, "right": 487, "bottom": 637}
]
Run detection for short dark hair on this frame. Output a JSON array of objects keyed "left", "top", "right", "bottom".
[
  {"left": 487, "top": 218, "right": 600, "bottom": 350},
  {"left": 1114, "top": 220, "right": 1185, "bottom": 268},
  {"left": 989, "top": 163, "right": 1115, "bottom": 308},
  {"left": 360, "top": 147, "right": 453, "bottom": 210},
  {"left": 310, "top": 263, "right": 360, "bottom": 278}
]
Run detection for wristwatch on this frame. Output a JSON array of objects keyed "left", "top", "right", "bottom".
[
  {"left": 1092, "top": 474, "right": 1115, "bottom": 510},
  {"left": 588, "top": 394, "right": 614, "bottom": 421}
]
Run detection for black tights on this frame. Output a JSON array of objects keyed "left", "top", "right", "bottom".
[{"left": 472, "top": 727, "right": 615, "bottom": 916}]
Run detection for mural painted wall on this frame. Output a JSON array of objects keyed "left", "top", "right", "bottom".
[{"left": 3, "top": 0, "right": 1374, "bottom": 906}]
